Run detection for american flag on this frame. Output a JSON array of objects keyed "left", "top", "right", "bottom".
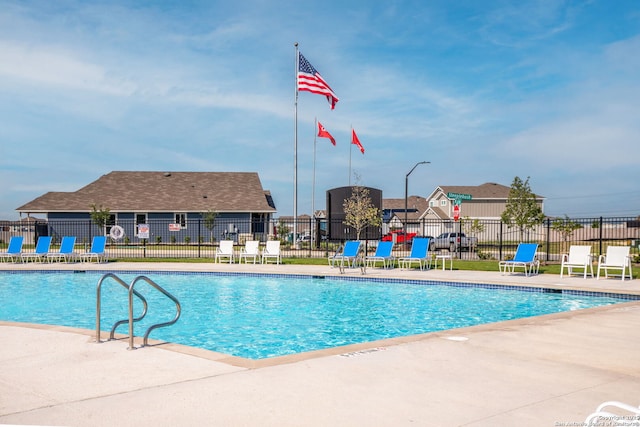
[{"left": 298, "top": 53, "right": 339, "bottom": 109}]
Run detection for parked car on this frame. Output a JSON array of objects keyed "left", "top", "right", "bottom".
[
  {"left": 381, "top": 231, "right": 417, "bottom": 244},
  {"left": 430, "top": 232, "right": 478, "bottom": 252}
]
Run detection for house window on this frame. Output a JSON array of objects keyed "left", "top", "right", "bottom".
[
  {"left": 135, "top": 213, "right": 147, "bottom": 236},
  {"left": 440, "top": 200, "right": 447, "bottom": 207},
  {"left": 105, "top": 214, "right": 116, "bottom": 235},
  {"left": 429, "top": 200, "right": 436, "bottom": 207},
  {"left": 175, "top": 213, "right": 187, "bottom": 228}
]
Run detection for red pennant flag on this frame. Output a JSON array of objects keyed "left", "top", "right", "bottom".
[
  {"left": 317, "top": 121, "right": 336, "bottom": 146},
  {"left": 351, "top": 129, "right": 364, "bottom": 154}
]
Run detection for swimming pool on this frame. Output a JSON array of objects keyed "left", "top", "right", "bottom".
[{"left": 0, "top": 271, "right": 634, "bottom": 359}]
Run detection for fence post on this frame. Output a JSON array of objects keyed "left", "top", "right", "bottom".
[
  {"left": 499, "top": 221, "right": 503, "bottom": 261},
  {"left": 545, "top": 217, "right": 551, "bottom": 263},
  {"left": 197, "top": 218, "right": 201, "bottom": 258},
  {"left": 598, "top": 216, "right": 603, "bottom": 256}
]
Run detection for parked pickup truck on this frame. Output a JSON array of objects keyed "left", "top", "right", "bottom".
[{"left": 430, "top": 232, "right": 478, "bottom": 252}]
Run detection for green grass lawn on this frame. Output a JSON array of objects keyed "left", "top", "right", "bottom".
[{"left": 113, "top": 256, "right": 637, "bottom": 279}]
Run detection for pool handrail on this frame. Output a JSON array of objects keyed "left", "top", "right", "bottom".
[{"left": 96, "top": 273, "right": 148, "bottom": 344}]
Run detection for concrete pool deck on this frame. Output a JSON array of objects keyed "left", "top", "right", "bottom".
[{"left": 1, "top": 262, "right": 639, "bottom": 426}]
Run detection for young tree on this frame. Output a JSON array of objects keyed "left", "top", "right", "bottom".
[
  {"left": 202, "top": 210, "right": 218, "bottom": 243},
  {"left": 500, "top": 176, "right": 544, "bottom": 241},
  {"left": 551, "top": 215, "right": 582, "bottom": 254},
  {"left": 342, "top": 182, "right": 382, "bottom": 240},
  {"left": 463, "top": 217, "right": 485, "bottom": 243},
  {"left": 276, "top": 220, "right": 290, "bottom": 244},
  {"left": 89, "top": 204, "right": 111, "bottom": 235}
]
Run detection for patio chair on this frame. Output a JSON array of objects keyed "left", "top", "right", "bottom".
[
  {"left": 239, "top": 240, "right": 260, "bottom": 264},
  {"left": 79, "top": 236, "right": 107, "bottom": 263},
  {"left": 398, "top": 237, "right": 431, "bottom": 270},
  {"left": 261, "top": 240, "right": 281, "bottom": 264},
  {"left": 0, "top": 236, "right": 24, "bottom": 263},
  {"left": 560, "top": 245, "right": 594, "bottom": 279},
  {"left": 365, "top": 241, "right": 395, "bottom": 269},
  {"left": 21, "top": 236, "right": 52, "bottom": 263},
  {"left": 597, "top": 246, "right": 632, "bottom": 281},
  {"left": 46, "top": 236, "right": 77, "bottom": 263},
  {"left": 499, "top": 243, "right": 539, "bottom": 276},
  {"left": 215, "top": 240, "right": 235, "bottom": 263},
  {"left": 328, "top": 241, "right": 362, "bottom": 268}
]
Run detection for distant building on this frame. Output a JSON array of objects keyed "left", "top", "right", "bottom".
[
  {"left": 382, "top": 182, "right": 545, "bottom": 235},
  {"left": 16, "top": 171, "right": 276, "bottom": 242}
]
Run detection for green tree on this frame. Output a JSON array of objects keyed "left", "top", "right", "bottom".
[
  {"left": 276, "top": 220, "right": 290, "bottom": 244},
  {"left": 500, "top": 176, "right": 544, "bottom": 241},
  {"left": 89, "top": 204, "right": 111, "bottom": 235},
  {"left": 202, "top": 210, "right": 218, "bottom": 243},
  {"left": 342, "top": 182, "right": 382, "bottom": 240},
  {"left": 551, "top": 215, "right": 582, "bottom": 254}
]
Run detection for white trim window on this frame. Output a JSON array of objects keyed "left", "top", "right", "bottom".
[
  {"left": 440, "top": 200, "right": 447, "bottom": 207},
  {"left": 135, "top": 213, "right": 147, "bottom": 236},
  {"left": 175, "top": 213, "right": 187, "bottom": 229}
]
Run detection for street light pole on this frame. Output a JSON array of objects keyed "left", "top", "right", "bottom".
[{"left": 405, "top": 161, "right": 430, "bottom": 234}]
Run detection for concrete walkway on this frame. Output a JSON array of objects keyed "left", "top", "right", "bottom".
[{"left": 1, "top": 262, "right": 640, "bottom": 426}]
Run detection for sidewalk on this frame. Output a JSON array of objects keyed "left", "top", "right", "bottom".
[{"left": 1, "top": 262, "right": 639, "bottom": 426}]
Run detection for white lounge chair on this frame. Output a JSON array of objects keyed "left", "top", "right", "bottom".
[
  {"left": 597, "top": 246, "right": 633, "bottom": 281},
  {"left": 215, "top": 240, "right": 235, "bottom": 263},
  {"left": 261, "top": 240, "right": 281, "bottom": 264},
  {"left": 560, "top": 245, "right": 593, "bottom": 279},
  {"left": 239, "top": 240, "right": 260, "bottom": 264}
]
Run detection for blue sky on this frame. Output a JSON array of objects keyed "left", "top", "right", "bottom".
[{"left": 1, "top": 0, "right": 640, "bottom": 220}]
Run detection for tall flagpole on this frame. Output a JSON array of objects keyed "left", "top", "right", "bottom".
[
  {"left": 294, "top": 43, "right": 299, "bottom": 247},
  {"left": 348, "top": 125, "right": 352, "bottom": 185},
  {"left": 312, "top": 117, "right": 317, "bottom": 248}
]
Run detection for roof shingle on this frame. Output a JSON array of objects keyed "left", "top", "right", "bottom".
[{"left": 17, "top": 171, "right": 276, "bottom": 213}]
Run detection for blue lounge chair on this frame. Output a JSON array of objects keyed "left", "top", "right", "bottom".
[
  {"left": 0, "top": 236, "right": 24, "bottom": 262},
  {"left": 499, "top": 243, "right": 539, "bottom": 276},
  {"left": 46, "top": 236, "right": 77, "bottom": 263},
  {"left": 365, "top": 241, "right": 395, "bottom": 269},
  {"left": 21, "top": 236, "right": 52, "bottom": 263},
  {"left": 79, "top": 236, "right": 107, "bottom": 263},
  {"left": 398, "top": 237, "right": 431, "bottom": 270},
  {"left": 329, "top": 241, "right": 362, "bottom": 268}
]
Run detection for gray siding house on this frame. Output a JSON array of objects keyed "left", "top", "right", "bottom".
[{"left": 17, "top": 171, "right": 276, "bottom": 243}]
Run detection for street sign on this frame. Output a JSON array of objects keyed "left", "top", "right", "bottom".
[{"left": 447, "top": 192, "right": 472, "bottom": 201}]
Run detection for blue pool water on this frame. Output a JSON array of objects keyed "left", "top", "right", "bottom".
[{"left": 0, "top": 271, "right": 633, "bottom": 359}]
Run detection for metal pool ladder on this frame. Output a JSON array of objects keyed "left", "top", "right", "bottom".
[{"left": 96, "top": 273, "right": 181, "bottom": 350}]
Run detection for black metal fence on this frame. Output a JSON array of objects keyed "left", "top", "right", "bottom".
[{"left": 2, "top": 216, "right": 639, "bottom": 262}]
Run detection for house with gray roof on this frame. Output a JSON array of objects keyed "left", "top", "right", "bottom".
[
  {"left": 422, "top": 182, "right": 544, "bottom": 221},
  {"left": 382, "top": 182, "right": 545, "bottom": 237},
  {"left": 17, "top": 171, "right": 276, "bottom": 243}
]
